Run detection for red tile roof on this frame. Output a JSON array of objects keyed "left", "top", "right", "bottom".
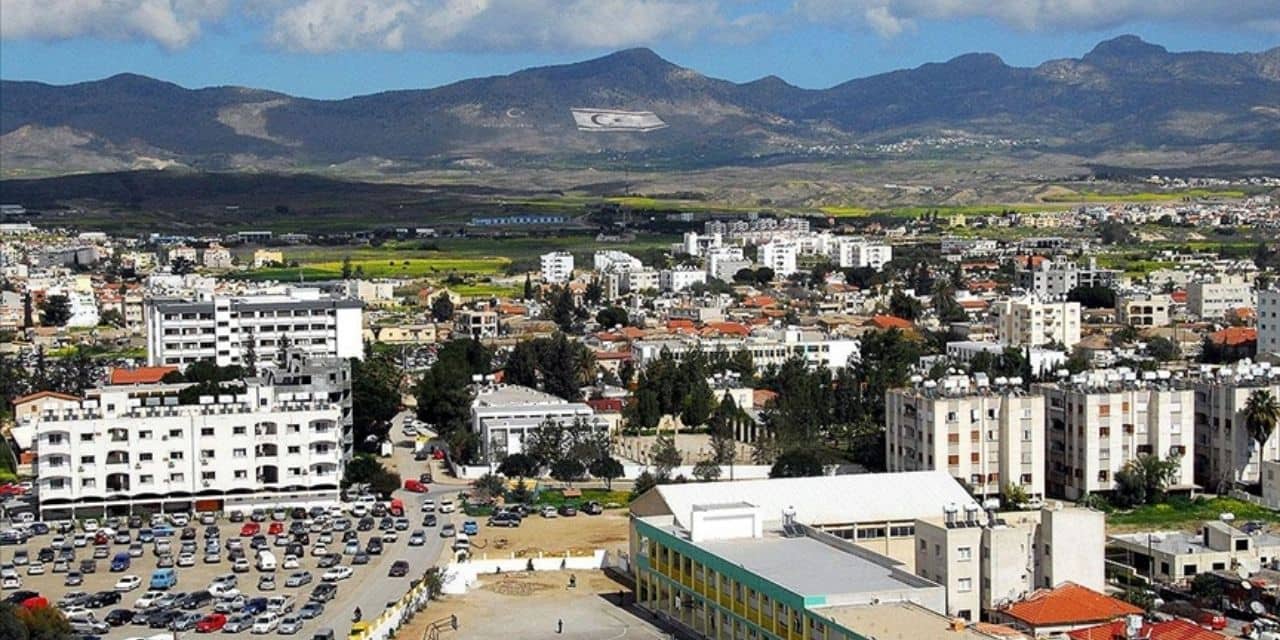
[
  {"left": 870, "top": 314, "right": 913, "bottom": 330},
  {"left": 1170, "top": 290, "right": 1188, "bottom": 303},
  {"left": 587, "top": 398, "right": 625, "bottom": 413},
  {"left": 752, "top": 389, "right": 778, "bottom": 408},
  {"left": 1002, "top": 583, "right": 1142, "bottom": 627},
  {"left": 110, "top": 366, "right": 179, "bottom": 385},
  {"left": 12, "top": 390, "right": 80, "bottom": 406},
  {"left": 1068, "top": 619, "right": 1227, "bottom": 640},
  {"left": 741, "top": 295, "right": 776, "bottom": 308},
  {"left": 1209, "top": 327, "right": 1256, "bottom": 347},
  {"left": 702, "top": 322, "right": 751, "bottom": 337}
]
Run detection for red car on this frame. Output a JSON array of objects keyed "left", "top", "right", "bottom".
[
  {"left": 268, "top": 522, "right": 284, "bottom": 535},
  {"left": 195, "top": 613, "right": 226, "bottom": 633},
  {"left": 239, "top": 523, "right": 260, "bottom": 537},
  {"left": 403, "top": 479, "right": 428, "bottom": 493},
  {"left": 1196, "top": 611, "right": 1227, "bottom": 631}
]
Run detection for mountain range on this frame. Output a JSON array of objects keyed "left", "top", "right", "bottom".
[{"left": 2, "top": 35, "right": 1279, "bottom": 175}]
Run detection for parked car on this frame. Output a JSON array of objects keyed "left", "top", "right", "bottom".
[
  {"left": 133, "top": 590, "right": 164, "bottom": 610},
  {"left": 388, "top": 561, "right": 409, "bottom": 578},
  {"left": 308, "top": 583, "right": 337, "bottom": 603},
  {"left": 251, "top": 613, "right": 280, "bottom": 634},
  {"left": 299, "top": 600, "right": 324, "bottom": 619},
  {"left": 408, "top": 530, "right": 426, "bottom": 546},
  {"left": 115, "top": 574, "right": 142, "bottom": 591},
  {"left": 462, "top": 520, "right": 479, "bottom": 535},
  {"left": 223, "top": 612, "right": 254, "bottom": 633},
  {"left": 195, "top": 612, "right": 228, "bottom": 633},
  {"left": 214, "top": 594, "right": 247, "bottom": 613},
  {"left": 258, "top": 574, "right": 277, "bottom": 591},
  {"left": 582, "top": 501, "right": 604, "bottom": 515},
  {"left": 284, "top": 572, "right": 312, "bottom": 588},
  {"left": 488, "top": 513, "right": 520, "bottom": 528},
  {"left": 243, "top": 597, "right": 270, "bottom": 616},
  {"left": 105, "top": 608, "right": 135, "bottom": 626},
  {"left": 557, "top": 505, "right": 578, "bottom": 517},
  {"left": 64, "top": 572, "right": 83, "bottom": 586},
  {"left": 540, "top": 506, "right": 558, "bottom": 518},
  {"left": 25, "top": 562, "right": 44, "bottom": 575},
  {"left": 439, "top": 524, "right": 456, "bottom": 538},
  {"left": 278, "top": 614, "right": 304, "bottom": 635},
  {"left": 172, "top": 611, "right": 204, "bottom": 632},
  {"left": 321, "top": 566, "right": 352, "bottom": 582}
]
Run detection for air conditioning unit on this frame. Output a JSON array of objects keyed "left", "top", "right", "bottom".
[
  {"left": 168, "top": 461, "right": 175, "bottom": 469},
  {"left": 135, "top": 463, "right": 142, "bottom": 470}
]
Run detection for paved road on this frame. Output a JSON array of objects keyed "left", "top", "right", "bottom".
[{"left": 317, "top": 412, "right": 461, "bottom": 639}]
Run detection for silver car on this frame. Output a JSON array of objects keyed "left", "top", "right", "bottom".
[{"left": 277, "top": 615, "right": 303, "bottom": 635}]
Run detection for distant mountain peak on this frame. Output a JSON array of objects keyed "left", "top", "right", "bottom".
[
  {"left": 1086, "top": 35, "right": 1169, "bottom": 60},
  {"left": 943, "top": 52, "right": 1007, "bottom": 69}
]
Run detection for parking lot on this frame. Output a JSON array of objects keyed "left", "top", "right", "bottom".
[{"left": 1, "top": 414, "right": 458, "bottom": 640}]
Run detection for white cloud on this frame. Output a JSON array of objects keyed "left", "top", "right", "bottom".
[
  {"left": 794, "top": 0, "right": 1280, "bottom": 36},
  {"left": 257, "top": 0, "right": 729, "bottom": 53},
  {"left": 1, "top": 0, "right": 229, "bottom": 49}
]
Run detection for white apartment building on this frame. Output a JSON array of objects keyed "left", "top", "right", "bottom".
[
  {"left": 1116, "top": 293, "right": 1172, "bottom": 327},
  {"left": 632, "top": 329, "right": 859, "bottom": 374},
  {"left": 659, "top": 266, "right": 708, "bottom": 293},
  {"left": 622, "top": 269, "right": 660, "bottom": 294},
  {"left": 833, "top": 238, "right": 893, "bottom": 270},
  {"left": 1256, "top": 289, "right": 1280, "bottom": 355},
  {"left": 168, "top": 245, "right": 198, "bottom": 264},
  {"left": 1036, "top": 370, "right": 1194, "bottom": 500},
  {"left": 758, "top": 240, "right": 798, "bottom": 278},
  {"left": 886, "top": 375, "right": 1046, "bottom": 500},
  {"left": 27, "top": 360, "right": 351, "bottom": 519},
  {"left": 1186, "top": 274, "right": 1254, "bottom": 320},
  {"left": 989, "top": 297, "right": 1082, "bottom": 349},
  {"left": 1193, "top": 363, "right": 1280, "bottom": 490},
  {"left": 539, "top": 251, "right": 574, "bottom": 284},
  {"left": 144, "top": 288, "right": 363, "bottom": 369},
  {"left": 678, "top": 231, "right": 723, "bottom": 257},
  {"left": 203, "top": 243, "right": 233, "bottom": 270},
  {"left": 914, "top": 505, "right": 1104, "bottom": 621},
  {"left": 1016, "top": 258, "right": 1119, "bottom": 299},
  {"left": 703, "top": 245, "right": 747, "bottom": 280},
  {"left": 470, "top": 384, "right": 606, "bottom": 464},
  {"left": 455, "top": 309, "right": 499, "bottom": 339},
  {"left": 593, "top": 250, "right": 642, "bottom": 273}
]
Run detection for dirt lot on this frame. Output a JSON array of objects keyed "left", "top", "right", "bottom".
[
  {"left": 447, "top": 511, "right": 630, "bottom": 562},
  {"left": 399, "top": 570, "right": 673, "bottom": 640}
]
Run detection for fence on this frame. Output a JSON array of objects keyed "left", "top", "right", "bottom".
[
  {"left": 442, "top": 550, "right": 608, "bottom": 594},
  {"left": 349, "top": 571, "right": 440, "bottom": 640}
]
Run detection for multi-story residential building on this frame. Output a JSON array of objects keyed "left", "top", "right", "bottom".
[
  {"left": 678, "top": 232, "right": 723, "bottom": 257},
  {"left": 622, "top": 268, "right": 660, "bottom": 294},
  {"left": 703, "top": 246, "right": 747, "bottom": 281},
  {"left": 26, "top": 357, "right": 351, "bottom": 519},
  {"left": 1016, "top": 257, "right": 1119, "bottom": 299},
  {"left": 144, "top": 288, "right": 363, "bottom": 369},
  {"left": 758, "top": 240, "right": 798, "bottom": 278},
  {"left": 886, "top": 375, "right": 1045, "bottom": 500},
  {"left": 252, "top": 249, "right": 284, "bottom": 268},
  {"left": 470, "top": 384, "right": 606, "bottom": 464},
  {"left": 1193, "top": 365, "right": 1280, "bottom": 490},
  {"left": 1256, "top": 289, "right": 1280, "bottom": 356},
  {"left": 539, "top": 251, "right": 574, "bottom": 284},
  {"left": 202, "top": 243, "right": 233, "bottom": 269},
  {"left": 989, "top": 297, "right": 1082, "bottom": 349},
  {"left": 1116, "top": 293, "right": 1173, "bottom": 327},
  {"left": 944, "top": 341, "right": 1067, "bottom": 377},
  {"left": 455, "top": 309, "right": 499, "bottom": 339},
  {"left": 1186, "top": 274, "right": 1254, "bottom": 321},
  {"left": 914, "top": 504, "right": 1105, "bottom": 621},
  {"left": 168, "top": 244, "right": 198, "bottom": 264},
  {"left": 660, "top": 266, "right": 708, "bottom": 293},
  {"left": 592, "top": 250, "right": 642, "bottom": 273},
  {"left": 1035, "top": 370, "right": 1194, "bottom": 500},
  {"left": 832, "top": 238, "right": 893, "bottom": 270}
]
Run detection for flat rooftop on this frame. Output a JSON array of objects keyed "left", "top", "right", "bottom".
[
  {"left": 650, "top": 518, "right": 935, "bottom": 598},
  {"left": 472, "top": 384, "right": 583, "bottom": 408},
  {"left": 821, "top": 602, "right": 1000, "bottom": 640},
  {"left": 1111, "top": 529, "right": 1280, "bottom": 555}
]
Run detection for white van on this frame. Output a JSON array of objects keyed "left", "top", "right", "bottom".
[{"left": 255, "top": 550, "right": 276, "bottom": 572}]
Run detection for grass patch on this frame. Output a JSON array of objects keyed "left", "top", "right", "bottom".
[
  {"left": 819, "top": 206, "right": 872, "bottom": 217},
  {"left": 535, "top": 488, "right": 630, "bottom": 508},
  {"left": 1106, "top": 497, "right": 1280, "bottom": 530},
  {"left": 242, "top": 257, "right": 508, "bottom": 281},
  {"left": 451, "top": 283, "right": 522, "bottom": 298},
  {"left": 1043, "top": 189, "right": 1248, "bottom": 203}
]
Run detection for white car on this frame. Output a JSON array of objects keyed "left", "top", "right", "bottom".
[
  {"left": 170, "top": 513, "right": 190, "bottom": 526},
  {"left": 26, "top": 562, "right": 44, "bottom": 575},
  {"left": 2, "top": 575, "right": 21, "bottom": 589},
  {"left": 209, "top": 583, "right": 241, "bottom": 599},
  {"left": 114, "top": 574, "right": 142, "bottom": 591},
  {"left": 438, "top": 500, "right": 455, "bottom": 514},
  {"left": 251, "top": 613, "right": 280, "bottom": 634},
  {"left": 177, "top": 552, "right": 196, "bottom": 567},
  {"left": 420, "top": 500, "right": 435, "bottom": 513},
  {"left": 82, "top": 519, "right": 99, "bottom": 532},
  {"left": 309, "top": 545, "right": 328, "bottom": 558},
  {"left": 349, "top": 505, "right": 369, "bottom": 518},
  {"left": 380, "top": 531, "right": 397, "bottom": 543},
  {"left": 321, "top": 566, "right": 352, "bottom": 582},
  {"left": 134, "top": 590, "right": 164, "bottom": 609},
  {"left": 281, "top": 555, "right": 300, "bottom": 570}
]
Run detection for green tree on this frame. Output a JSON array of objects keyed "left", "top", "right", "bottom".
[
  {"left": 1000, "top": 483, "right": 1030, "bottom": 509},
  {"left": 503, "top": 342, "right": 540, "bottom": 388},
  {"left": 524, "top": 417, "right": 568, "bottom": 468},
  {"left": 595, "top": 306, "right": 629, "bottom": 328},
  {"left": 680, "top": 378, "right": 716, "bottom": 429},
  {"left": 584, "top": 279, "right": 604, "bottom": 305},
  {"left": 651, "top": 435, "right": 682, "bottom": 480},
  {"left": 1145, "top": 336, "right": 1181, "bottom": 362},
  {"left": 1244, "top": 389, "right": 1280, "bottom": 448},
  {"left": 1066, "top": 285, "right": 1117, "bottom": 309},
  {"left": 98, "top": 308, "right": 124, "bottom": 327},
  {"left": 471, "top": 473, "right": 506, "bottom": 502},
  {"left": 497, "top": 453, "right": 538, "bottom": 479},
  {"left": 769, "top": 449, "right": 824, "bottom": 478},
  {"left": 351, "top": 353, "right": 400, "bottom": 446},
  {"left": 431, "top": 294, "right": 455, "bottom": 322},
  {"left": 550, "top": 458, "right": 585, "bottom": 486},
  {"left": 692, "top": 459, "right": 721, "bottom": 482},
  {"left": 589, "top": 456, "right": 624, "bottom": 490},
  {"left": 1113, "top": 454, "right": 1182, "bottom": 508},
  {"left": 888, "top": 289, "right": 922, "bottom": 321},
  {"left": 550, "top": 287, "right": 578, "bottom": 332},
  {"left": 341, "top": 256, "right": 353, "bottom": 279},
  {"left": 19, "top": 603, "right": 71, "bottom": 640},
  {"left": 630, "top": 470, "right": 657, "bottom": 500},
  {"left": 39, "top": 294, "right": 72, "bottom": 327},
  {"left": 523, "top": 274, "right": 535, "bottom": 300},
  {"left": 0, "top": 603, "right": 29, "bottom": 640},
  {"left": 932, "top": 283, "right": 969, "bottom": 323}
]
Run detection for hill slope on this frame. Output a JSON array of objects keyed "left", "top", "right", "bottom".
[{"left": 2, "top": 36, "right": 1278, "bottom": 174}]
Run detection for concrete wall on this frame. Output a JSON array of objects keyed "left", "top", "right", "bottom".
[{"left": 442, "top": 550, "right": 607, "bottom": 594}]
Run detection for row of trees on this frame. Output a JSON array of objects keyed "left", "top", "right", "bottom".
[
  {"left": 623, "top": 348, "right": 753, "bottom": 433},
  {"left": 414, "top": 339, "right": 493, "bottom": 462},
  {"left": 501, "top": 334, "right": 596, "bottom": 401}
]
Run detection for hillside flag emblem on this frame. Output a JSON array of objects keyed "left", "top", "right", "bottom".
[{"left": 571, "top": 108, "right": 667, "bottom": 132}]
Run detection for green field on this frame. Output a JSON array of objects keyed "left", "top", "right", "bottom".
[
  {"left": 451, "top": 283, "right": 523, "bottom": 298},
  {"left": 821, "top": 203, "right": 1075, "bottom": 218},
  {"left": 1107, "top": 497, "right": 1280, "bottom": 531},
  {"left": 243, "top": 257, "right": 508, "bottom": 281},
  {"left": 1043, "top": 189, "right": 1248, "bottom": 203}
]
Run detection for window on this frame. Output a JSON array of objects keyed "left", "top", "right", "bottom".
[
  {"left": 139, "top": 453, "right": 153, "bottom": 462},
  {"left": 171, "top": 451, "right": 184, "bottom": 460},
  {"left": 1237, "top": 539, "right": 1250, "bottom": 551},
  {"left": 80, "top": 433, "right": 93, "bottom": 442},
  {"left": 234, "top": 470, "right": 248, "bottom": 479},
  {"left": 201, "top": 427, "right": 214, "bottom": 437},
  {"left": 169, "top": 473, "right": 184, "bottom": 483},
  {"left": 233, "top": 448, "right": 247, "bottom": 458},
  {"left": 79, "top": 455, "right": 95, "bottom": 465},
  {"left": 201, "top": 450, "right": 215, "bottom": 459},
  {"left": 287, "top": 446, "right": 301, "bottom": 455},
  {"left": 957, "top": 578, "right": 972, "bottom": 592},
  {"left": 168, "top": 429, "right": 182, "bottom": 438},
  {"left": 139, "top": 475, "right": 154, "bottom": 485},
  {"left": 139, "top": 430, "right": 152, "bottom": 440},
  {"left": 957, "top": 546, "right": 972, "bottom": 561},
  {"left": 201, "top": 471, "right": 216, "bottom": 481},
  {"left": 233, "top": 426, "right": 247, "bottom": 435}
]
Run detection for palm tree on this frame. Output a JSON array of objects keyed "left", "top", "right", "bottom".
[{"left": 1244, "top": 389, "right": 1280, "bottom": 449}]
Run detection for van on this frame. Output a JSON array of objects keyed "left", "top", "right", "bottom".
[
  {"left": 149, "top": 568, "right": 178, "bottom": 590},
  {"left": 256, "top": 550, "right": 277, "bottom": 572}
]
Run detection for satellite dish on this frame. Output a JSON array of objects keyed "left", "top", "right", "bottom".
[
  {"left": 1242, "top": 580, "right": 1253, "bottom": 591},
  {"left": 1252, "top": 601, "right": 1266, "bottom": 615}
]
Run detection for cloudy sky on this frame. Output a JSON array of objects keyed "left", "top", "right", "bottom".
[{"left": 2, "top": 0, "right": 1278, "bottom": 98}]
